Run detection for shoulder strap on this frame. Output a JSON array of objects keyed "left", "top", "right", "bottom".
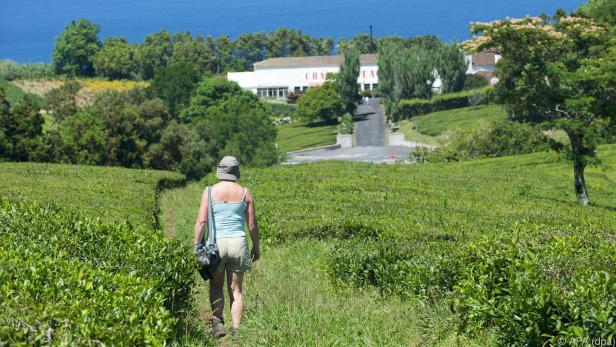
[
  {"left": 242, "top": 188, "right": 248, "bottom": 202},
  {"left": 207, "top": 186, "right": 216, "bottom": 245}
]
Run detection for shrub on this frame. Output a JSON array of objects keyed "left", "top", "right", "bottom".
[
  {"left": 0, "top": 197, "right": 195, "bottom": 344},
  {"left": 148, "top": 62, "right": 201, "bottom": 116},
  {"left": 398, "top": 87, "right": 491, "bottom": 120},
  {"left": 44, "top": 80, "right": 81, "bottom": 122},
  {"left": 296, "top": 82, "right": 345, "bottom": 122},
  {"left": 337, "top": 113, "right": 353, "bottom": 134},
  {"left": 453, "top": 229, "right": 616, "bottom": 346},
  {"left": 463, "top": 74, "right": 489, "bottom": 90},
  {"left": 426, "top": 120, "right": 551, "bottom": 162}
]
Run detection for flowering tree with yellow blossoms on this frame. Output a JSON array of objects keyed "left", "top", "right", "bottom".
[{"left": 464, "top": 16, "right": 615, "bottom": 205}]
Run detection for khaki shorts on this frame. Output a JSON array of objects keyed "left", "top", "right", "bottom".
[{"left": 214, "top": 237, "right": 252, "bottom": 273}]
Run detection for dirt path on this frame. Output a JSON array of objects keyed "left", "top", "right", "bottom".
[{"left": 164, "top": 203, "right": 176, "bottom": 237}]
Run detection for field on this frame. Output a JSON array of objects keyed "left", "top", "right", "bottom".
[
  {"left": 161, "top": 144, "right": 616, "bottom": 346},
  {"left": 0, "top": 163, "right": 194, "bottom": 345},
  {"left": 398, "top": 105, "right": 507, "bottom": 146},
  {"left": 11, "top": 78, "right": 149, "bottom": 107},
  {"left": 0, "top": 78, "right": 44, "bottom": 106},
  {"left": 0, "top": 162, "right": 184, "bottom": 229},
  {"left": 275, "top": 121, "right": 337, "bottom": 154}
]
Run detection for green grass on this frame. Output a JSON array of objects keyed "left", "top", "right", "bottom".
[
  {"left": 0, "top": 78, "right": 44, "bottom": 106},
  {"left": 160, "top": 145, "right": 616, "bottom": 346},
  {"left": 276, "top": 121, "right": 337, "bottom": 154},
  {"left": 398, "top": 105, "right": 507, "bottom": 146},
  {"left": 0, "top": 162, "right": 184, "bottom": 229}
]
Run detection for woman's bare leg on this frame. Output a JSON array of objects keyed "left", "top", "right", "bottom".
[
  {"left": 210, "top": 271, "right": 225, "bottom": 320},
  {"left": 226, "top": 270, "right": 245, "bottom": 330}
]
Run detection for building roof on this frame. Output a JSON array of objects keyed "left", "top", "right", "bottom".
[
  {"left": 472, "top": 52, "right": 497, "bottom": 66},
  {"left": 254, "top": 54, "right": 378, "bottom": 70}
]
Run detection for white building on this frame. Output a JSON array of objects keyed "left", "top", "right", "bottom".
[{"left": 227, "top": 54, "right": 379, "bottom": 100}]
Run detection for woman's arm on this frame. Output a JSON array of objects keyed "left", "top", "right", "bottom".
[
  {"left": 245, "top": 190, "right": 260, "bottom": 262},
  {"left": 194, "top": 187, "right": 209, "bottom": 250}
]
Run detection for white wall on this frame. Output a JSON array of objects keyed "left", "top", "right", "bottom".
[{"left": 228, "top": 64, "right": 379, "bottom": 95}]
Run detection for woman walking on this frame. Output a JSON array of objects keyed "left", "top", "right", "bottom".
[{"left": 194, "top": 156, "right": 260, "bottom": 337}]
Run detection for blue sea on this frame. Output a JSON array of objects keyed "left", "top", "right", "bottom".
[{"left": 1, "top": 0, "right": 586, "bottom": 62}]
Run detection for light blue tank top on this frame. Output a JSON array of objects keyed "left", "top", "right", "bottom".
[{"left": 212, "top": 189, "right": 247, "bottom": 238}]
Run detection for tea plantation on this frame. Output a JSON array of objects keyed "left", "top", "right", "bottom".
[
  {"left": 0, "top": 163, "right": 194, "bottom": 345},
  {"left": 162, "top": 144, "right": 616, "bottom": 346},
  {"left": 2, "top": 145, "right": 615, "bottom": 346}
]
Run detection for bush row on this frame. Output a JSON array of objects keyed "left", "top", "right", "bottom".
[
  {"left": 0, "top": 198, "right": 195, "bottom": 345},
  {"left": 420, "top": 120, "right": 553, "bottom": 162},
  {"left": 398, "top": 87, "right": 492, "bottom": 120},
  {"left": 326, "top": 226, "right": 616, "bottom": 346}
]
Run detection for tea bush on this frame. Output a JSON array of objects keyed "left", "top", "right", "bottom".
[
  {"left": 426, "top": 120, "right": 552, "bottom": 162},
  {"left": 0, "top": 162, "right": 185, "bottom": 229},
  {"left": 0, "top": 198, "right": 195, "bottom": 345},
  {"left": 453, "top": 228, "right": 616, "bottom": 346}
]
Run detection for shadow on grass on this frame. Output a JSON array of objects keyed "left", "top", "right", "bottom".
[{"left": 304, "top": 119, "right": 338, "bottom": 127}]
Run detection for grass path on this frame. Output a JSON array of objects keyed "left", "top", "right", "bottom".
[{"left": 160, "top": 182, "right": 485, "bottom": 346}]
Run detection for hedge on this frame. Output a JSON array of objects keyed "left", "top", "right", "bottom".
[
  {"left": 398, "top": 87, "right": 492, "bottom": 120},
  {"left": 0, "top": 198, "right": 195, "bottom": 345}
]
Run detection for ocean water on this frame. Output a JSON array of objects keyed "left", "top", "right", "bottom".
[{"left": 1, "top": 0, "right": 586, "bottom": 62}]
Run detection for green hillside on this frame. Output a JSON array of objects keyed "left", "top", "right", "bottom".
[
  {"left": 0, "top": 78, "right": 44, "bottom": 106},
  {"left": 276, "top": 121, "right": 337, "bottom": 154},
  {"left": 398, "top": 105, "right": 508, "bottom": 146},
  {"left": 161, "top": 144, "right": 616, "bottom": 346}
]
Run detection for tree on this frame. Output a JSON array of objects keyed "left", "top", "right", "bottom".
[
  {"left": 580, "top": 0, "right": 616, "bottom": 25},
  {"left": 149, "top": 62, "right": 201, "bottom": 116},
  {"left": 349, "top": 34, "right": 376, "bottom": 54},
  {"left": 92, "top": 37, "right": 139, "bottom": 79},
  {"left": 139, "top": 30, "right": 173, "bottom": 80},
  {"left": 336, "top": 48, "right": 360, "bottom": 113},
  {"left": 0, "top": 94, "right": 44, "bottom": 161},
  {"left": 194, "top": 96, "right": 278, "bottom": 167},
  {"left": 179, "top": 78, "right": 257, "bottom": 123},
  {"left": 464, "top": 16, "right": 612, "bottom": 205},
  {"left": 45, "top": 80, "right": 81, "bottom": 122},
  {"left": 296, "top": 82, "right": 345, "bottom": 122},
  {"left": 169, "top": 32, "right": 212, "bottom": 74},
  {"left": 58, "top": 89, "right": 171, "bottom": 168},
  {"left": 435, "top": 43, "right": 467, "bottom": 93},
  {"left": 145, "top": 120, "right": 189, "bottom": 170},
  {"left": 52, "top": 19, "right": 102, "bottom": 76},
  {"left": 378, "top": 40, "right": 435, "bottom": 122}
]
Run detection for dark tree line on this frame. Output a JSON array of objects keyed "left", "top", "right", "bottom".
[{"left": 53, "top": 20, "right": 336, "bottom": 79}]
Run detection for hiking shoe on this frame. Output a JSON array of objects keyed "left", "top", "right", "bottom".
[{"left": 210, "top": 317, "right": 225, "bottom": 338}]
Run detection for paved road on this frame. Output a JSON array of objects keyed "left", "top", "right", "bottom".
[
  {"left": 354, "top": 98, "right": 386, "bottom": 146},
  {"left": 285, "top": 98, "right": 425, "bottom": 164},
  {"left": 285, "top": 145, "right": 414, "bottom": 164}
]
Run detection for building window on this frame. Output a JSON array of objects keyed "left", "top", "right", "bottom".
[
  {"left": 372, "top": 83, "right": 379, "bottom": 90},
  {"left": 294, "top": 86, "right": 301, "bottom": 93},
  {"left": 364, "top": 83, "right": 371, "bottom": 91},
  {"left": 257, "top": 87, "right": 288, "bottom": 99}
]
